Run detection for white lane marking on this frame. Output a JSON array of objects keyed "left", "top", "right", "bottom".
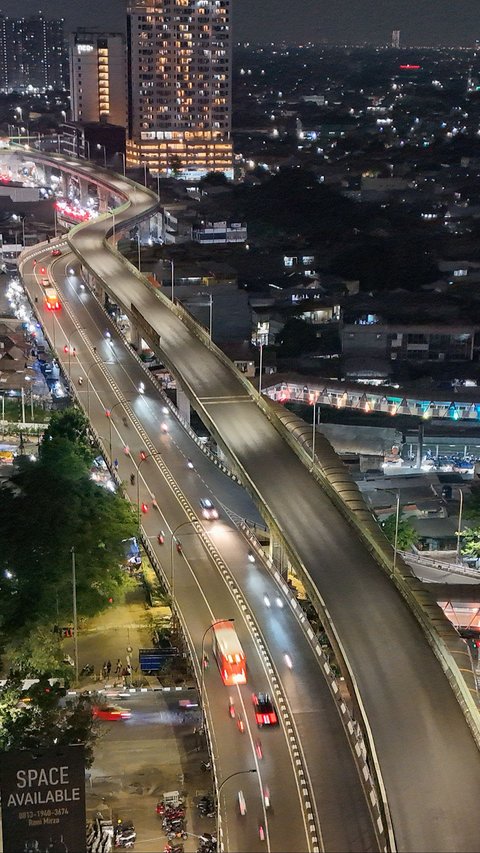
[{"left": 41, "top": 256, "right": 316, "bottom": 852}]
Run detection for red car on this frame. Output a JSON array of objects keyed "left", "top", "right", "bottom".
[
  {"left": 252, "top": 692, "right": 278, "bottom": 727},
  {"left": 93, "top": 705, "right": 131, "bottom": 721},
  {"left": 51, "top": 248, "right": 62, "bottom": 257}
]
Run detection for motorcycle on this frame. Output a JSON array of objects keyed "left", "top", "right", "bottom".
[
  {"left": 236, "top": 715, "right": 245, "bottom": 734},
  {"left": 130, "top": 474, "right": 135, "bottom": 486},
  {"left": 114, "top": 824, "right": 136, "bottom": 849},
  {"left": 187, "top": 458, "right": 194, "bottom": 469},
  {"left": 157, "top": 531, "right": 165, "bottom": 545},
  {"left": 78, "top": 376, "right": 83, "bottom": 386},
  {"left": 176, "top": 541, "right": 182, "bottom": 554},
  {"left": 81, "top": 663, "right": 94, "bottom": 676},
  {"left": 228, "top": 697, "right": 235, "bottom": 718}
]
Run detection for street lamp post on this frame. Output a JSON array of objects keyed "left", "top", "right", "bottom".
[
  {"left": 66, "top": 328, "right": 85, "bottom": 377},
  {"left": 311, "top": 399, "right": 320, "bottom": 465},
  {"left": 137, "top": 234, "right": 141, "bottom": 273},
  {"left": 170, "top": 520, "right": 196, "bottom": 611},
  {"left": 456, "top": 487, "right": 464, "bottom": 564},
  {"left": 106, "top": 398, "right": 131, "bottom": 463},
  {"left": 200, "top": 618, "right": 234, "bottom": 731},
  {"left": 217, "top": 768, "right": 257, "bottom": 797},
  {"left": 258, "top": 342, "right": 264, "bottom": 396},
  {"left": 135, "top": 450, "right": 163, "bottom": 527},
  {"left": 108, "top": 208, "right": 116, "bottom": 243},
  {"left": 185, "top": 294, "right": 213, "bottom": 338},
  {"left": 71, "top": 546, "right": 79, "bottom": 684},
  {"left": 377, "top": 487, "right": 401, "bottom": 575},
  {"left": 142, "top": 162, "right": 148, "bottom": 187},
  {"left": 12, "top": 214, "right": 25, "bottom": 246},
  {"left": 97, "top": 143, "right": 107, "bottom": 167},
  {"left": 85, "top": 357, "right": 116, "bottom": 417}
]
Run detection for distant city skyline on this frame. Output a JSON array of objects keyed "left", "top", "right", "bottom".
[{"left": 0, "top": 0, "right": 479, "bottom": 47}]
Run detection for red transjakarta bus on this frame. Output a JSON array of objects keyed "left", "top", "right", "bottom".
[
  {"left": 44, "top": 287, "right": 61, "bottom": 311},
  {"left": 212, "top": 620, "right": 247, "bottom": 686}
]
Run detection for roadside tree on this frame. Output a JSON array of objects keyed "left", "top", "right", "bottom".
[{"left": 381, "top": 513, "right": 419, "bottom": 551}]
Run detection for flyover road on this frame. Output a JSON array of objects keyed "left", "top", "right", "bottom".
[
  {"left": 19, "top": 152, "right": 480, "bottom": 851},
  {"left": 21, "top": 246, "right": 379, "bottom": 853}
]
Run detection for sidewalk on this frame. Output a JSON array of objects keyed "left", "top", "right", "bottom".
[
  {"left": 69, "top": 582, "right": 212, "bottom": 852},
  {"left": 64, "top": 582, "right": 170, "bottom": 688}
]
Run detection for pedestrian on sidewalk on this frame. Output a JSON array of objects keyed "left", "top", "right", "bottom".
[
  {"left": 102, "top": 661, "right": 108, "bottom": 679},
  {"left": 115, "top": 658, "right": 122, "bottom": 675},
  {"left": 106, "top": 659, "right": 112, "bottom": 676}
]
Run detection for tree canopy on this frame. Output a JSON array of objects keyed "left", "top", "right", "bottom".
[
  {"left": 276, "top": 317, "right": 318, "bottom": 357},
  {"left": 0, "top": 677, "right": 98, "bottom": 767},
  {"left": 460, "top": 527, "right": 480, "bottom": 558},
  {"left": 381, "top": 513, "right": 419, "bottom": 551},
  {"left": 0, "top": 408, "right": 137, "bottom": 637},
  {"left": 43, "top": 407, "right": 94, "bottom": 465}
]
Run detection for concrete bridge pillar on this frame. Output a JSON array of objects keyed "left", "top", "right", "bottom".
[
  {"left": 128, "top": 324, "right": 142, "bottom": 350},
  {"left": 97, "top": 188, "right": 109, "bottom": 213},
  {"left": 79, "top": 178, "right": 91, "bottom": 207},
  {"left": 268, "top": 531, "right": 289, "bottom": 579},
  {"left": 176, "top": 381, "right": 190, "bottom": 426}
]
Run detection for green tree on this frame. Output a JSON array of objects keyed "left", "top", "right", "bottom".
[
  {"left": 0, "top": 677, "right": 98, "bottom": 766},
  {"left": 169, "top": 155, "right": 182, "bottom": 176},
  {"left": 8, "top": 626, "right": 71, "bottom": 679},
  {"left": 381, "top": 513, "right": 419, "bottom": 551},
  {"left": 460, "top": 527, "right": 480, "bottom": 558},
  {"left": 276, "top": 317, "right": 318, "bottom": 357},
  {"left": 42, "top": 407, "right": 94, "bottom": 465},
  {"left": 0, "top": 438, "right": 137, "bottom": 633},
  {"left": 201, "top": 171, "right": 229, "bottom": 186},
  {"left": 463, "top": 483, "right": 480, "bottom": 521}
]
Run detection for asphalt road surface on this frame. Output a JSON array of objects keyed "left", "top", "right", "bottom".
[
  {"left": 20, "top": 245, "right": 379, "bottom": 853},
  {"left": 19, "top": 153, "right": 480, "bottom": 852}
]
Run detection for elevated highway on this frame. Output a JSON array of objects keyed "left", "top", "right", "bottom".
[
  {"left": 21, "top": 241, "right": 379, "bottom": 853},
  {"left": 17, "top": 150, "right": 480, "bottom": 851}
]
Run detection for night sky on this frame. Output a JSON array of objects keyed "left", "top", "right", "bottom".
[{"left": 1, "top": 0, "right": 479, "bottom": 46}]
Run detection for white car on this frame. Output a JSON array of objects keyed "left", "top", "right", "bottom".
[
  {"left": 200, "top": 498, "right": 218, "bottom": 520},
  {"left": 238, "top": 790, "right": 246, "bottom": 816}
]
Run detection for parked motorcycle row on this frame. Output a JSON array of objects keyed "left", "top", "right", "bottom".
[
  {"left": 156, "top": 799, "right": 188, "bottom": 840},
  {"left": 197, "top": 831, "right": 218, "bottom": 853},
  {"left": 196, "top": 794, "right": 215, "bottom": 819},
  {"left": 86, "top": 815, "right": 136, "bottom": 851}
]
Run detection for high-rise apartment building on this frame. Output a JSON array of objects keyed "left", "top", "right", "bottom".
[
  {"left": 126, "top": 0, "right": 233, "bottom": 179},
  {"left": 70, "top": 30, "right": 127, "bottom": 127},
  {"left": 0, "top": 13, "right": 66, "bottom": 92},
  {"left": 391, "top": 29, "right": 400, "bottom": 49}
]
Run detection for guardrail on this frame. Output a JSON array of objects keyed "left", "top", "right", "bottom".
[
  {"left": 401, "top": 550, "right": 480, "bottom": 579},
  {"left": 240, "top": 521, "right": 390, "bottom": 852},
  {"left": 16, "top": 142, "right": 480, "bottom": 853},
  {"left": 60, "top": 181, "right": 396, "bottom": 852}
]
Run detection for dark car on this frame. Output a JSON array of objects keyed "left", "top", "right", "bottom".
[{"left": 252, "top": 692, "right": 278, "bottom": 727}]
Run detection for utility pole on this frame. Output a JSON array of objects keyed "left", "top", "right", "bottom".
[{"left": 72, "top": 547, "right": 79, "bottom": 684}]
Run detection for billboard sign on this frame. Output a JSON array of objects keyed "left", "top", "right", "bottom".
[{"left": 0, "top": 746, "right": 86, "bottom": 852}]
